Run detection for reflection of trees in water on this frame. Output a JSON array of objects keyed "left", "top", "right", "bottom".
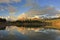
[
  {"left": 6, "top": 26, "right": 60, "bottom": 40},
  {"left": 25, "top": 29, "right": 60, "bottom": 40},
  {"left": 0, "top": 26, "right": 60, "bottom": 40},
  {"left": 0, "top": 27, "right": 29, "bottom": 40}
]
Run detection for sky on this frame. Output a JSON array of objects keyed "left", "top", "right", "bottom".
[{"left": 0, "top": 0, "right": 60, "bottom": 17}]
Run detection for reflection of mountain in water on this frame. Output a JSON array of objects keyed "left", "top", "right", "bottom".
[
  {"left": 25, "top": 29, "right": 60, "bottom": 40},
  {"left": 0, "top": 26, "right": 60, "bottom": 40},
  {"left": 0, "top": 26, "right": 29, "bottom": 40}
]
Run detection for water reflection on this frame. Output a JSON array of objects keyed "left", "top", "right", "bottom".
[{"left": 0, "top": 26, "right": 60, "bottom": 40}]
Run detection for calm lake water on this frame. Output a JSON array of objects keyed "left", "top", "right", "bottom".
[{"left": 0, "top": 26, "right": 60, "bottom": 40}]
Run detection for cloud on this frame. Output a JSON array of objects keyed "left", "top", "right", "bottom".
[
  {"left": 22, "top": 0, "right": 60, "bottom": 17},
  {"left": 24, "top": 0, "right": 38, "bottom": 7},
  {"left": 0, "top": 0, "right": 21, "bottom": 12},
  {"left": 0, "top": 6, "right": 5, "bottom": 11},
  {"left": 25, "top": 0, "right": 34, "bottom": 6},
  {"left": 0, "top": 0, "right": 21, "bottom": 3},
  {"left": 0, "top": 0, "right": 21, "bottom": 20},
  {"left": 20, "top": 5, "right": 60, "bottom": 18},
  {"left": 0, "top": 0, "right": 21, "bottom": 14},
  {"left": 11, "top": 0, "right": 21, "bottom": 2},
  {"left": 0, "top": 0, "right": 10, "bottom": 3},
  {"left": 0, "top": 3, "right": 17, "bottom": 13},
  {"left": 7, "top": 5, "right": 17, "bottom": 14}
]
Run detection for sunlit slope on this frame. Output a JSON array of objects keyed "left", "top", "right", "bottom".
[{"left": 44, "top": 18, "right": 60, "bottom": 29}]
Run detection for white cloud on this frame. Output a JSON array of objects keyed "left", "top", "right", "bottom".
[
  {"left": 12, "top": 0, "right": 21, "bottom": 2},
  {"left": 20, "top": 5, "right": 60, "bottom": 18},
  {"left": 0, "top": 0, "right": 21, "bottom": 13},
  {"left": 6, "top": 16, "right": 17, "bottom": 21},
  {"left": 0, "top": 4, "right": 17, "bottom": 13},
  {"left": 0, "top": 0, "right": 21, "bottom": 3},
  {"left": 0, "top": 0, "right": 10, "bottom": 3},
  {"left": 8, "top": 5, "right": 17, "bottom": 14},
  {"left": 23, "top": 0, "right": 60, "bottom": 17}
]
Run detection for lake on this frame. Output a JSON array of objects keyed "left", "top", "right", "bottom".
[{"left": 0, "top": 26, "right": 60, "bottom": 40}]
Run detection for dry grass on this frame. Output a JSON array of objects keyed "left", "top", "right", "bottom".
[{"left": 45, "top": 19, "right": 60, "bottom": 29}]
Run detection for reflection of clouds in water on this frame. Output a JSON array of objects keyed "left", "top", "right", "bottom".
[
  {"left": 6, "top": 26, "right": 60, "bottom": 40},
  {"left": 0, "top": 26, "right": 60, "bottom": 40},
  {"left": 24, "top": 29, "right": 60, "bottom": 40},
  {"left": 0, "top": 26, "right": 29, "bottom": 40}
]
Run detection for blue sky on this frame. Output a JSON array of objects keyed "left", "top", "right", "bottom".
[
  {"left": 0, "top": 0, "right": 60, "bottom": 17},
  {"left": 38, "top": 0, "right": 60, "bottom": 8}
]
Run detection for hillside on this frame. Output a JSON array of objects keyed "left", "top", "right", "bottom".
[{"left": 44, "top": 18, "right": 60, "bottom": 29}]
